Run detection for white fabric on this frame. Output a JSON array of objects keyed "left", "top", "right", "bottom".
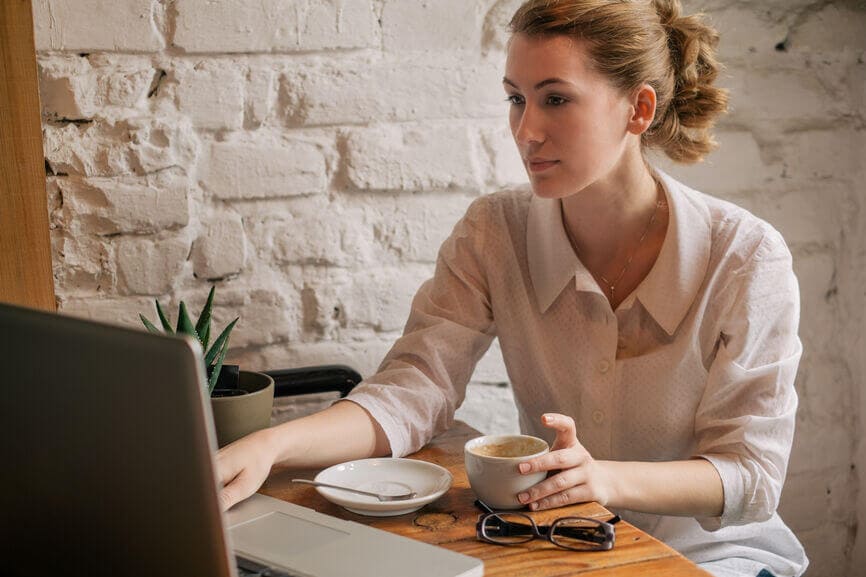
[{"left": 347, "top": 169, "right": 808, "bottom": 577}]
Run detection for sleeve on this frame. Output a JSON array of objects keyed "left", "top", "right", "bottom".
[
  {"left": 345, "top": 197, "right": 497, "bottom": 457},
  {"left": 692, "top": 229, "right": 802, "bottom": 531}
]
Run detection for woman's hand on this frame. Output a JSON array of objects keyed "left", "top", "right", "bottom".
[
  {"left": 215, "top": 427, "right": 280, "bottom": 511},
  {"left": 517, "top": 413, "right": 613, "bottom": 511}
]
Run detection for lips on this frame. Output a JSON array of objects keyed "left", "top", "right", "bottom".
[{"left": 527, "top": 159, "right": 559, "bottom": 173}]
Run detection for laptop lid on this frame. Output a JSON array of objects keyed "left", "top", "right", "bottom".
[{"left": 0, "top": 303, "right": 235, "bottom": 577}]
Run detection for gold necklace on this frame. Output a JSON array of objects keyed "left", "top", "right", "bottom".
[{"left": 562, "top": 190, "right": 664, "bottom": 300}]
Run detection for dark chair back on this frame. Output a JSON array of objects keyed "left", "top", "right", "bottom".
[{"left": 263, "top": 364, "right": 362, "bottom": 399}]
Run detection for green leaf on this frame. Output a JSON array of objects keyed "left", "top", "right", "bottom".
[
  {"left": 205, "top": 318, "right": 238, "bottom": 367},
  {"left": 195, "top": 286, "right": 215, "bottom": 342},
  {"left": 139, "top": 314, "right": 161, "bottom": 334},
  {"left": 175, "top": 301, "right": 198, "bottom": 339},
  {"left": 200, "top": 322, "right": 211, "bottom": 354},
  {"left": 155, "top": 300, "right": 173, "bottom": 333},
  {"left": 207, "top": 338, "right": 231, "bottom": 395}
]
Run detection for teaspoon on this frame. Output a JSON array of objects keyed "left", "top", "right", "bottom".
[{"left": 291, "top": 479, "right": 417, "bottom": 502}]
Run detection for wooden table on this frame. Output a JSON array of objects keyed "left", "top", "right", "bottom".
[{"left": 259, "top": 422, "right": 710, "bottom": 577}]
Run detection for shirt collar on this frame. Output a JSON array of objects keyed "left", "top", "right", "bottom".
[{"left": 526, "top": 168, "right": 712, "bottom": 335}]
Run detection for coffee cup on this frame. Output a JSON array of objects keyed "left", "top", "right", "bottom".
[{"left": 464, "top": 434, "right": 549, "bottom": 510}]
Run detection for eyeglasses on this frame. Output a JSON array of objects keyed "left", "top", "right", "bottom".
[{"left": 474, "top": 499, "right": 620, "bottom": 552}]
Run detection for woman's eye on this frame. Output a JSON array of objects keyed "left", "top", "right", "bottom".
[
  {"left": 505, "top": 94, "right": 525, "bottom": 106},
  {"left": 547, "top": 95, "right": 567, "bottom": 106}
]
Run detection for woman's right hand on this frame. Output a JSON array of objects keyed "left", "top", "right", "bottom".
[
  {"left": 215, "top": 427, "right": 280, "bottom": 511},
  {"left": 214, "top": 401, "right": 391, "bottom": 511}
]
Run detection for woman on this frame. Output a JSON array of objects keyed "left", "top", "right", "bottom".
[{"left": 217, "top": 1, "right": 807, "bottom": 575}]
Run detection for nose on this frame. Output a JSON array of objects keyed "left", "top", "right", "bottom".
[{"left": 512, "top": 102, "right": 545, "bottom": 149}]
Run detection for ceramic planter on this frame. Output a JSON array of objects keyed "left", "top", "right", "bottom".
[{"left": 210, "top": 370, "right": 274, "bottom": 447}]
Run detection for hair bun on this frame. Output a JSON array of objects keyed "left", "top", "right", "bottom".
[{"left": 648, "top": 0, "right": 728, "bottom": 162}]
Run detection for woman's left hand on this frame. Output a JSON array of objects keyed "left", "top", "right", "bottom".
[{"left": 517, "top": 413, "right": 612, "bottom": 511}]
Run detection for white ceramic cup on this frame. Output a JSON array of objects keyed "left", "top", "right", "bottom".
[{"left": 464, "top": 434, "right": 550, "bottom": 510}]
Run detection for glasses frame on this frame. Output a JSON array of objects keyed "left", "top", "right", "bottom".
[{"left": 474, "top": 499, "right": 620, "bottom": 552}]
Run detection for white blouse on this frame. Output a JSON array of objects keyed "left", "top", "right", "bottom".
[{"left": 347, "top": 169, "right": 808, "bottom": 577}]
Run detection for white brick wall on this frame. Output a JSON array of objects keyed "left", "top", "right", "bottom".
[{"left": 35, "top": 2, "right": 865, "bottom": 574}]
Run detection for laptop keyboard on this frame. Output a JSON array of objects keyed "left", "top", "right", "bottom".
[{"left": 236, "top": 554, "right": 303, "bottom": 577}]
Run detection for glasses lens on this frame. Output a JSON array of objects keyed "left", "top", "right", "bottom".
[
  {"left": 481, "top": 513, "right": 535, "bottom": 544},
  {"left": 550, "top": 518, "right": 612, "bottom": 551}
]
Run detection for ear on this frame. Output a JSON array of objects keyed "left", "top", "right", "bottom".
[{"left": 626, "top": 84, "right": 656, "bottom": 136}]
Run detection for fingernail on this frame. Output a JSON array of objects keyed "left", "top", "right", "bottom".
[
  {"left": 518, "top": 492, "right": 529, "bottom": 503},
  {"left": 529, "top": 502, "right": 538, "bottom": 511},
  {"left": 543, "top": 414, "right": 553, "bottom": 424},
  {"left": 518, "top": 462, "right": 530, "bottom": 473}
]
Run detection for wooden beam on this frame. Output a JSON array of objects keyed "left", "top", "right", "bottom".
[{"left": 0, "top": 0, "right": 56, "bottom": 311}]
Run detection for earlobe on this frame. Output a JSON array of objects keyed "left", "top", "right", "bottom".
[{"left": 627, "top": 84, "right": 657, "bottom": 136}]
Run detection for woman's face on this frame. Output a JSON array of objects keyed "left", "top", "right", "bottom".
[{"left": 504, "top": 33, "right": 635, "bottom": 199}]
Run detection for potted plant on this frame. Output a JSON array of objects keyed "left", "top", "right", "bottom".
[{"left": 139, "top": 286, "right": 274, "bottom": 447}]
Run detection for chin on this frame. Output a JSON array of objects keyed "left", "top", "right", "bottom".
[{"left": 528, "top": 178, "right": 575, "bottom": 200}]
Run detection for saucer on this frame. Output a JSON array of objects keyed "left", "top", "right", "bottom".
[{"left": 314, "top": 458, "right": 452, "bottom": 517}]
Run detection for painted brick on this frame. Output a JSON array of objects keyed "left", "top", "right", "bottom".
[
  {"left": 43, "top": 121, "right": 136, "bottom": 177},
  {"left": 796, "top": 354, "right": 856, "bottom": 427},
  {"left": 788, "top": 3, "right": 866, "bottom": 55},
  {"left": 779, "top": 129, "right": 866, "bottom": 184},
  {"left": 173, "top": 0, "right": 379, "bottom": 53},
  {"left": 279, "top": 56, "right": 503, "bottom": 126},
  {"left": 52, "top": 234, "right": 114, "bottom": 293},
  {"left": 192, "top": 213, "right": 247, "bottom": 280},
  {"left": 200, "top": 139, "right": 327, "bottom": 199},
  {"left": 43, "top": 117, "right": 198, "bottom": 177},
  {"left": 480, "top": 0, "right": 522, "bottom": 53},
  {"left": 116, "top": 234, "right": 191, "bottom": 295},
  {"left": 90, "top": 54, "right": 156, "bottom": 109},
  {"left": 382, "top": 0, "right": 482, "bottom": 52},
  {"left": 797, "top": 522, "right": 850, "bottom": 577},
  {"left": 369, "top": 193, "right": 475, "bottom": 263},
  {"left": 658, "top": 130, "right": 780, "bottom": 195},
  {"left": 231, "top": 339, "right": 395, "bottom": 383},
  {"left": 455, "top": 383, "right": 520, "bottom": 435},
  {"left": 345, "top": 124, "right": 480, "bottom": 192},
  {"left": 219, "top": 287, "right": 301, "bottom": 349},
  {"left": 128, "top": 116, "right": 200, "bottom": 175},
  {"left": 59, "top": 171, "right": 189, "bottom": 235},
  {"left": 479, "top": 123, "right": 526, "bottom": 189},
  {"left": 58, "top": 295, "right": 157, "bottom": 328},
  {"left": 302, "top": 264, "right": 432, "bottom": 334},
  {"left": 705, "top": 4, "right": 789, "bottom": 63},
  {"left": 175, "top": 62, "right": 245, "bottom": 131},
  {"left": 754, "top": 186, "right": 847, "bottom": 248},
  {"left": 245, "top": 68, "right": 276, "bottom": 128},
  {"left": 723, "top": 66, "right": 850, "bottom": 129},
  {"left": 33, "top": 0, "right": 164, "bottom": 52},
  {"left": 780, "top": 467, "right": 852, "bottom": 533},
  {"left": 793, "top": 251, "right": 837, "bottom": 350},
  {"left": 789, "top": 415, "right": 854, "bottom": 475},
  {"left": 38, "top": 55, "right": 96, "bottom": 119},
  {"left": 269, "top": 207, "right": 374, "bottom": 267}
]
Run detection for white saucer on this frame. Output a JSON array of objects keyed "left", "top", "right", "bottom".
[{"left": 314, "top": 458, "right": 452, "bottom": 517}]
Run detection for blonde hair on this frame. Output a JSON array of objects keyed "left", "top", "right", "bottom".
[{"left": 509, "top": 0, "right": 728, "bottom": 163}]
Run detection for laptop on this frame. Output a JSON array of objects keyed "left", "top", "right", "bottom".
[{"left": 0, "top": 302, "right": 483, "bottom": 577}]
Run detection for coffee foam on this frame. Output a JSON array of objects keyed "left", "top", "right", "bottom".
[{"left": 470, "top": 438, "right": 544, "bottom": 458}]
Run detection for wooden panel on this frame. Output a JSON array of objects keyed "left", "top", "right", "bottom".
[{"left": 0, "top": 0, "right": 56, "bottom": 310}]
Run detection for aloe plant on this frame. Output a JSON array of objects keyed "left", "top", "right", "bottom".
[{"left": 140, "top": 286, "right": 238, "bottom": 395}]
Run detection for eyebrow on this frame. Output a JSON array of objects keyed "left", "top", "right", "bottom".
[{"left": 502, "top": 77, "right": 575, "bottom": 90}]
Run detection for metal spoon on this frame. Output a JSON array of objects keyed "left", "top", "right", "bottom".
[{"left": 291, "top": 479, "right": 417, "bottom": 502}]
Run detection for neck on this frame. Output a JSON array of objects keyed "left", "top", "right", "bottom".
[{"left": 561, "top": 153, "right": 659, "bottom": 263}]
